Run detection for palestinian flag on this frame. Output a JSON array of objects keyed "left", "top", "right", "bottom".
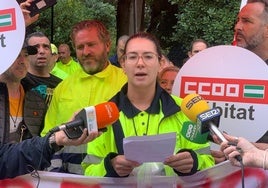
[{"left": 0, "top": 8, "right": 16, "bottom": 32}]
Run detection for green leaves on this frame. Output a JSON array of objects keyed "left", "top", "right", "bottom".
[
  {"left": 29, "top": 0, "right": 241, "bottom": 64},
  {"left": 32, "top": 0, "right": 116, "bottom": 52},
  {"left": 171, "top": 0, "right": 240, "bottom": 51}
]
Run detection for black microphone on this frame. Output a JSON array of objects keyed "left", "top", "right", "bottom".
[{"left": 49, "top": 102, "right": 119, "bottom": 139}]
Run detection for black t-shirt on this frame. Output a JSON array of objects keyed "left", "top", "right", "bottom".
[
  {"left": 22, "top": 72, "right": 62, "bottom": 105},
  {"left": 22, "top": 72, "right": 62, "bottom": 92},
  {"left": 21, "top": 73, "right": 62, "bottom": 136},
  {"left": 21, "top": 72, "right": 62, "bottom": 105}
]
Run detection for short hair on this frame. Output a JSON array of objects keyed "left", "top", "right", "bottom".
[
  {"left": 247, "top": 0, "right": 268, "bottom": 24},
  {"left": 124, "top": 32, "right": 162, "bottom": 60},
  {"left": 117, "top": 35, "right": 129, "bottom": 45},
  {"left": 25, "top": 32, "right": 49, "bottom": 46},
  {"left": 247, "top": 0, "right": 268, "bottom": 5},
  {"left": 70, "top": 20, "right": 111, "bottom": 46},
  {"left": 189, "top": 38, "right": 209, "bottom": 52},
  {"left": 58, "top": 43, "right": 71, "bottom": 53},
  {"left": 158, "top": 66, "right": 180, "bottom": 81}
]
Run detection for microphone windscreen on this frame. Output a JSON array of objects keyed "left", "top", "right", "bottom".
[
  {"left": 95, "top": 102, "right": 119, "bottom": 129},
  {"left": 181, "top": 93, "right": 210, "bottom": 122}
]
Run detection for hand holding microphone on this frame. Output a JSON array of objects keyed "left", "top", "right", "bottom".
[
  {"left": 220, "top": 135, "right": 263, "bottom": 168},
  {"left": 49, "top": 102, "right": 119, "bottom": 139}
]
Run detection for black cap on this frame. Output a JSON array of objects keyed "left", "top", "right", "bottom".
[{"left": 22, "top": 41, "right": 38, "bottom": 55}]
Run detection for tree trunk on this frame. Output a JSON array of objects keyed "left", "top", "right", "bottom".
[{"left": 116, "top": 0, "right": 145, "bottom": 41}]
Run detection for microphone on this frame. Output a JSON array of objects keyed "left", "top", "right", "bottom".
[
  {"left": 49, "top": 102, "right": 119, "bottom": 139},
  {"left": 180, "top": 93, "right": 242, "bottom": 161},
  {"left": 181, "top": 93, "right": 227, "bottom": 143}
]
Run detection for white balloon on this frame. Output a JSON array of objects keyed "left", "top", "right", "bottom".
[
  {"left": 0, "top": 0, "right": 25, "bottom": 74},
  {"left": 173, "top": 45, "right": 268, "bottom": 142}
]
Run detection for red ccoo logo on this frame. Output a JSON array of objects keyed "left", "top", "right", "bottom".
[{"left": 180, "top": 76, "right": 268, "bottom": 104}]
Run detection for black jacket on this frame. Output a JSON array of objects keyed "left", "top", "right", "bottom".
[
  {"left": 0, "top": 80, "right": 48, "bottom": 145},
  {"left": 0, "top": 82, "right": 10, "bottom": 144},
  {"left": 0, "top": 136, "right": 54, "bottom": 179},
  {"left": 0, "top": 83, "right": 54, "bottom": 179}
]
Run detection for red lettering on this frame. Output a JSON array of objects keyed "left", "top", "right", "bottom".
[{"left": 181, "top": 76, "right": 268, "bottom": 104}]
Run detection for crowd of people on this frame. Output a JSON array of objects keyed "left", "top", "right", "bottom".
[
  {"left": 0, "top": 32, "right": 101, "bottom": 179},
  {"left": 1, "top": 0, "right": 268, "bottom": 182}
]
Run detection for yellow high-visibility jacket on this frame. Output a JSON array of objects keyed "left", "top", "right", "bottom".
[{"left": 83, "top": 84, "right": 214, "bottom": 177}]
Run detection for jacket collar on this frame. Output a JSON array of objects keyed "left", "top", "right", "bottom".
[{"left": 111, "top": 84, "right": 180, "bottom": 118}]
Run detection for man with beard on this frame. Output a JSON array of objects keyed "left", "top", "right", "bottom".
[
  {"left": 212, "top": 0, "right": 268, "bottom": 164},
  {"left": 235, "top": 0, "right": 268, "bottom": 64},
  {"left": 41, "top": 20, "right": 127, "bottom": 174},
  {"left": 234, "top": 0, "right": 268, "bottom": 144}
]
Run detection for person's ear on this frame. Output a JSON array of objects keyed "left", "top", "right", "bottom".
[
  {"left": 105, "top": 41, "right": 111, "bottom": 55},
  {"left": 187, "top": 51, "right": 192, "bottom": 58},
  {"left": 265, "top": 24, "right": 268, "bottom": 38}
]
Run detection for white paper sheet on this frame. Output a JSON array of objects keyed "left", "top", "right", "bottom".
[{"left": 123, "top": 132, "right": 176, "bottom": 163}]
